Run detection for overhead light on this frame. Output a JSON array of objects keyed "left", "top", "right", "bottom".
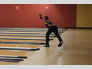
[{"left": 16, "top": 6, "right": 19, "bottom": 10}]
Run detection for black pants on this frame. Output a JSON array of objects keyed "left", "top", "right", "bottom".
[{"left": 46, "top": 26, "right": 63, "bottom": 45}]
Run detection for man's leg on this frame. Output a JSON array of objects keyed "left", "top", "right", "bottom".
[{"left": 45, "top": 28, "right": 52, "bottom": 47}]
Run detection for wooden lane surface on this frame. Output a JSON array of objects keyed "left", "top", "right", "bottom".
[
  {"left": 0, "top": 30, "right": 62, "bottom": 31},
  {"left": 0, "top": 33, "right": 61, "bottom": 35},
  {"left": 0, "top": 32, "right": 61, "bottom": 34},
  {"left": 0, "top": 32, "right": 46, "bottom": 33},
  {"left": 0, "top": 29, "right": 52, "bottom": 65},
  {"left": 0, "top": 40, "right": 41, "bottom": 65},
  {"left": 0, "top": 34, "right": 47, "bottom": 35},
  {"left": 0, "top": 34, "right": 54, "bottom": 37},
  {"left": 0, "top": 36, "right": 53, "bottom": 39},
  {"left": 0, "top": 36, "right": 46, "bottom": 38},
  {"left": 0, "top": 50, "right": 33, "bottom": 65},
  {"left": 0, "top": 39, "right": 45, "bottom": 43},
  {"left": 0, "top": 30, "right": 51, "bottom": 65},
  {"left": 0, "top": 44, "right": 41, "bottom": 48},
  {"left": 0, "top": 50, "right": 33, "bottom": 56},
  {"left": 0, "top": 62, "right": 17, "bottom": 65},
  {"left": 0, "top": 34, "right": 54, "bottom": 36},
  {"left": 0, "top": 33, "right": 49, "bottom": 35}
]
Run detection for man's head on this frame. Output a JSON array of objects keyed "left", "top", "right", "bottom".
[{"left": 44, "top": 16, "right": 49, "bottom": 20}]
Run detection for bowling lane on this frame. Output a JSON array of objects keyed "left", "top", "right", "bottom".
[
  {"left": 0, "top": 31, "right": 61, "bottom": 34},
  {"left": 0, "top": 33, "right": 55, "bottom": 35},
  {"left": 0, "top": 50, "right": 33, "bottom": 56},
  {"left": 0, "top": 34, "right": 47, "bottom": 35},
  {"left": 0, "top": 28, "right": 56, "bottom": 65},
  {"left": 0, "top": 50, "right": 33, "bottom": 65},
  {"left": 0, "top": 39, "right": 45, "bottom": 43},
  {"left": 0, "top": 31, "right": 57, "bottom": 34},
  {"left": 0, "top": 36, "right": 54, "bottom": 39},
  {"left": 0, "top": 44, "right": 41, "bottom": 48},
  {"left": 0, "top": 28, "right": 63, "bottom": 65},
  {"left": 0, "top": 62, "right": 17, "bottom": 65}
]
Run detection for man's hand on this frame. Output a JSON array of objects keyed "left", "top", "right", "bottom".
[{"left": 39, "top": 14, "right": 42, "bottom": 19}]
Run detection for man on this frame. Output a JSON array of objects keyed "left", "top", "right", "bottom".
[{"left": 39, "top": 14, "right": 63, "bottom": 47}]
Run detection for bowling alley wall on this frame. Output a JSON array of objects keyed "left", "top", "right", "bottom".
[
  {"left": 0, "top": 4, "right": 92, "bottom": 28},
  {"left": 77, "top": 4, "right": 92, "bottom": 28}
]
